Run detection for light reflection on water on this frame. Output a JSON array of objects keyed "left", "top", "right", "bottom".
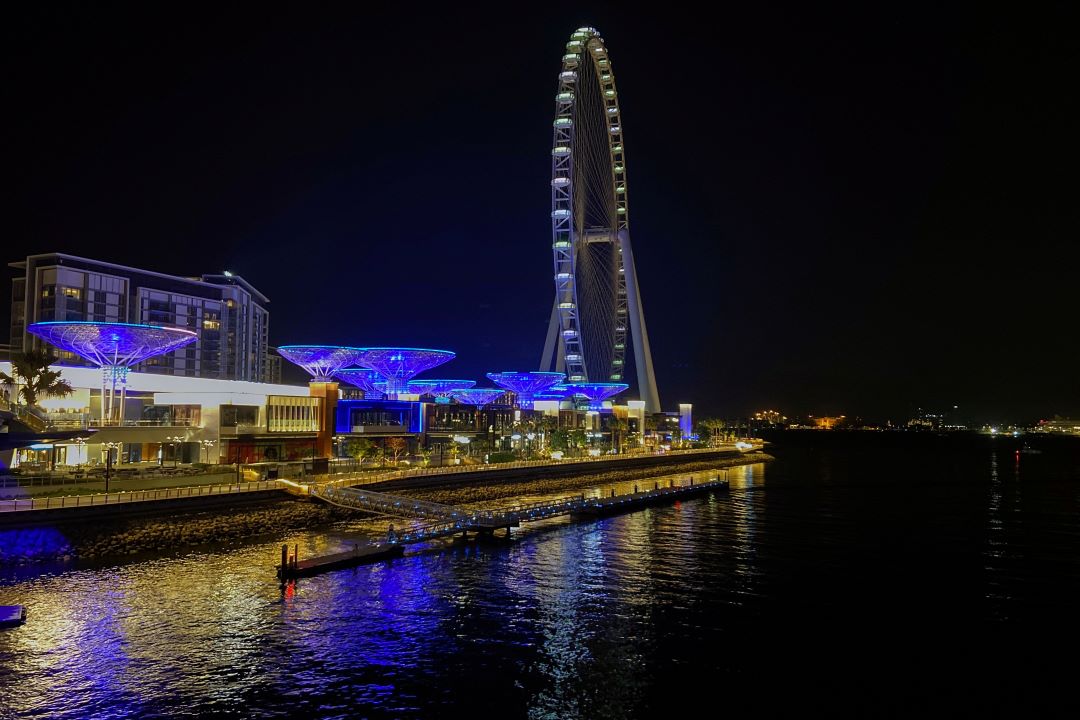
[{"left": 2, "top": 441, "right": 1079, "bottom": 717}]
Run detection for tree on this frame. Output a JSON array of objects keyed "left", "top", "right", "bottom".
[
  {"left": 698, "top": 418, "right": 727, "bottom": 446},
  {"left": 568, "top": 429, "right": 587, "bottom": 456},
  {"left": 385, "top": 437, "right": 408, "bottom": 465},
  {"left": 344, "top": 438, "right": 376, "bottom": 466},
  {"left": 537, "top": 416, "right": 558, "bottom": 453},
  {"left": 609, "top": 416, "right": 629, "bottom": 454},
  {"left": 550, "top": 429, "right": 570, "bottom": 453},
  {"left": 0, "top": 349, "right": 73, "bottom": 407}
]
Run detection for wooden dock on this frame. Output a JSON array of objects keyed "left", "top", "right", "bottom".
[
  {"left": 0, "top": 605, "right": 27, "bottom": 628},
  {"left": 277, "top": 543, "right": 404, "bottom": 580}
]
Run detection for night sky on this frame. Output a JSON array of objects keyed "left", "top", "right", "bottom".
[{"left": 5, "top": 5, "right": 1076, "bottom": 423}]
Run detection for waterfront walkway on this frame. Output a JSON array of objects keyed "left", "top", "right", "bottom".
[
  {"left": 0, "top": 446, "right": 757, "bottom": 514},
  {"left": 312, "top": 473, "right": 728, "bottom": 544},
  {"left": 280, "top": 473, "right": 730, "bottom": 578},
  {"left": 0, "top": 480, "right": 283, "bottom": 513}
]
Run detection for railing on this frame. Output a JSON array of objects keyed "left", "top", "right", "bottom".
[
  {"left": 1, "top": 467, "right": 234, "bottom": 489},
  {"left": 321, "top": 445, "right": 741, "bottom": 490},
  {"left": 359, "top": 473, "right": 731, "bottom": 543},
  {"left": 6, "top": 404, "right": 48, "bottom": 432},
  {"left": 0, "top": 480, "right": 285, "bottom": 512},
  {"left": 87, "top": 418, "right": 199, "bottom": 428},
  {"left": 313, "top": 484, "right": 475, "bottom": 522}
]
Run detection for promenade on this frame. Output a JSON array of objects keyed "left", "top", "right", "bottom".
[{"left": 0, "top": 444, "right": 762, "bottom": 516}]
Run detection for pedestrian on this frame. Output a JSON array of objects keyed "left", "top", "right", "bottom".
[{"left": 388, "top": 524, "right": 396, "bottom": 543}]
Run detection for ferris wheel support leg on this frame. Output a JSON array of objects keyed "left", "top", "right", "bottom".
[
  {"left": 619, "top": 230, "right": 661, "bottom": 413},
  {"left": 537, "top": 295, "right": 557, "bottom": 371}
]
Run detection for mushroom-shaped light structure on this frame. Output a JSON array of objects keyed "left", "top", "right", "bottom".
[
  {"left": 27, "top": 321, "right": 197, "bottom": 424},
  {"left": 356, "top": 348, "right": 455, "bottom": 397},
  {"left": 333, "top": 368, "right": 386, "bottom": 399},
  {"left": 563, "top": 382, "right": 629, "bottom": 410},
  {"left": 486, "top": 371, "right": 566, "bottom": 409},
  {"left": 278, "top": 345, "right": 367, "bottom": 382},
  {"left": 405, "top": 379, "right": 476, "bottom": 398},
  {"left": 450, "top": 388, "right": 505, "bottom": 407},
  {"left": 533, "top": 384, "right": 576, "bottom": 401}
]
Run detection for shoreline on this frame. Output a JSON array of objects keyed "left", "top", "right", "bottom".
[{"left": 0, "top": 454, "right": 772, "bottom": 568}]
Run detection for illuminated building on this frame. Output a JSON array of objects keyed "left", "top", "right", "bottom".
[
  {"left": 1036, "top": 418, "right": 1080, "bottom": 435},
  {"left": 752, "top": 410, "right": 787, "bottom": 426},
  {"left": 276, "top": 345, "right": 368, "bottom": 458},
  {"left": 679, "top": 403, "right": 693, "bottom": 440},
  {"left": 1, "top": 359, "right": 319, "bottom": 468},
  {"left": 8, "top": 253, "right": 272, "bottom": 381}
]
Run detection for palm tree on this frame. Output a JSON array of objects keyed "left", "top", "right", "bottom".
[
  {"left": 609, "top": 416, "right": 629, "bottom": 454},
  {"left": 0, "top": 349, "right": 73, "bottom": 408}
]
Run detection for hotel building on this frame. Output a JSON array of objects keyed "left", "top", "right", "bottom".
[{"left": 9, "top": 253, "right": 272, "bottom": 382}]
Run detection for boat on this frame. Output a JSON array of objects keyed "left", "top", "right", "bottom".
[
  {"left": 1020, "top": 443, "right": 1043, "bottom": 455},
  {"left": 0, "top": 605, "right": 27, "bottom": 628}
]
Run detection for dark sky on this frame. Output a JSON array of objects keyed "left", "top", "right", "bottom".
[{"left": 4, "top": 4, "right": 1076, "bottom": 423}]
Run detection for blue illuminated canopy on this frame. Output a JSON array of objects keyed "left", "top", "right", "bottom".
[
  {"left": 533, "top": 384, "right": 575, "bottom": 400},
  {"left": 451, "top": 388, "right": 505, "bottom": 406},
  {"left": 401, "top": 379, "right": 476, "bottom": 397},
  {"left": 486, "top": 371, "right": 565, "bottom": 395},
  {"left": 563, "top": 382, "right": 629, "bottom": 409},
  {"left": 333, "top": 368, "right": 386, "bottom": 398},
  {"left": 356, "top": 348, "right": 455, "bottom": 395},
  {"left": 27, "top": 321, "right": 197, "bottom": 368},
  {"left": 278, "top": 345, "right": 366, "bottom": 381},
  {"left": 486, "top": 371, "right": 566, "bottom": 409}
]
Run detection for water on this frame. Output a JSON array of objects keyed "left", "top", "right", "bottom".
[{"left": 1, "top": 433, "right": 1078, "bottom": 717}]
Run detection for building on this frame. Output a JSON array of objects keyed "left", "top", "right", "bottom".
[
  {"left": 1036, "top": 418, "right": 1080, "bottom": 435},
  {"left": 8, "top": 253, "right": 271, "bottom": 381},
  {"left": 1, "top": 360, "right": 319, "bottom": 469},
  {"left": 2, "top": 356, "right": 697, "bottom": 473}
]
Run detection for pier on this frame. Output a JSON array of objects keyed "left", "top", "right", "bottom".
[{"left": 281, "top": 474, "right": 729, "bottom": 578}]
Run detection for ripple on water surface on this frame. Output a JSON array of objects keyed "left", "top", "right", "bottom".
[{"left": 2, "top": 437, "right": 1080, "bottom": 717}]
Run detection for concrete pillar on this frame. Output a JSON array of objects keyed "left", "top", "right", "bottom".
[{"left": 308, "top": 381, "right": 339, "bottom": 459}]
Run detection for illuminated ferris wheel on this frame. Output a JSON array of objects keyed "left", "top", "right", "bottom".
[{"left": 541, "top": 27, "right": 660, "bottom": 412}]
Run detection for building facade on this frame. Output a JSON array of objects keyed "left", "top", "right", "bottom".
[{"left": 9, "top": 254, "right": 271, "bottom": 381}]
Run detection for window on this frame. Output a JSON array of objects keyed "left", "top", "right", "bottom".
[{"left": 221, "top": 405, "right": 259, "bottom": 427}]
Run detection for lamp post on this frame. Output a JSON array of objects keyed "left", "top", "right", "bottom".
[
  {"left": 234, "top": 443, "right": 242, "bottom": 490},
  {"left": 167, "top": 435, "right": 184, "bottom": 468},
  {"left": 201, "top": 439, "right": 216, "bottom": 464},
  {"left": 103, "top": 441, "right": 120, "bottom": 494},
  {"left": 73, "top": 437, "right": 87, "bottom": 468}
]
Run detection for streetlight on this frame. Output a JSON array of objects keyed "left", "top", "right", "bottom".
[
  {"left": 103, "top": 441, "right": 120, "bottom": 493},
  {"left": 201, "top": 439, "right": 217, "bottom": 464},
  {"left": 167, "top": 435, "right": 184, "bottom": 468},
  {"left": 72, "top": 437, "right": 87, "bottom": 468}
]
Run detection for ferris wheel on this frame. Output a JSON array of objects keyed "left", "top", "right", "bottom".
[{"left": 540, "top": 27, "right": 660, "bottom": 412}]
